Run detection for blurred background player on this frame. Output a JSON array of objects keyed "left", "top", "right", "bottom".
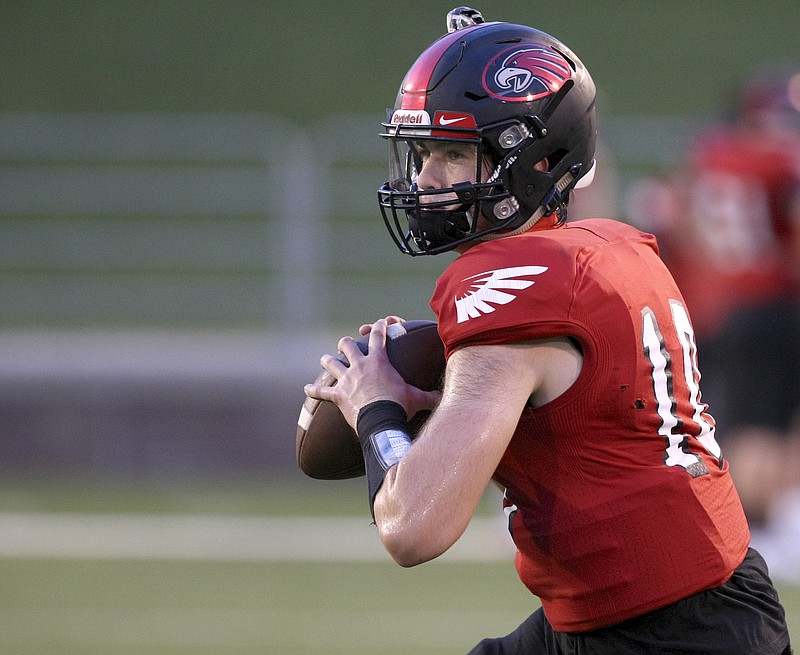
[{"left": 656, "top": 67, "right": 800, "bottom": 353}]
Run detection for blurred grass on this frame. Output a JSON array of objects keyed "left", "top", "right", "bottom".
[
  {"left": 0, "top": 479, "right": 524, "bottom": 654},
  {"left": 0, "top": 480, "right": 796, "bottom": 653},
  {"left": 0, "top": 558, "right": 797, "bottom": 655},
  {"left": 0, "top": 559, "right": 534, "bottom": 655}
]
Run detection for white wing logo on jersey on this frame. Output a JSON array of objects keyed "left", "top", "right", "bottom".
[{"left": 455, "top": 266, "right": 548, "bottom": 323}]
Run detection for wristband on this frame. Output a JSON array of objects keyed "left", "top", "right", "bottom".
[{"left": 357, "top": 400, "right": 411, "bottom": 517}]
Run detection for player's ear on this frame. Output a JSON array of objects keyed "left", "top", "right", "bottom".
[{"left": 533, "top": 158, "right": 549, "bottom": 173}]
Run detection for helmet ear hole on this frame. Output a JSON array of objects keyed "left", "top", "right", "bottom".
[{"left": 544, "top": 149, "right": 568, "bottom": 171}]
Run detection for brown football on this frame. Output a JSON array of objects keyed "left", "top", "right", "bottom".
[{"left": 296, "top": 320, "right": 445, "bottom": 480}]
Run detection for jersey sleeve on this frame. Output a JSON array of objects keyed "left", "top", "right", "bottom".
[{"left": 431, "top": 235, "right": 582, "bottom": 358}]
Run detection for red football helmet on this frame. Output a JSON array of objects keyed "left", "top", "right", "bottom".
[{"left": 378, "top": 7, "right": 597, "bottom": 255}]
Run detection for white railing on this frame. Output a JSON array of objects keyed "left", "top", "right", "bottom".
[{"left": 0, "top": 112, "right": 700, "bottom": 338}]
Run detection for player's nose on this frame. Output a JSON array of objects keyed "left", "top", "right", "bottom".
[{"left": 416, "top": 158, "right": 446, "bottom": 191}]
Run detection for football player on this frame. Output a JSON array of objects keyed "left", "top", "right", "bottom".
[{"left": 305, "top": 8, "right": 792, "bottom": 654}]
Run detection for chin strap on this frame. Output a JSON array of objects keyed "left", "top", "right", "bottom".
[
  {"left": 478, "top": 205, "right": 546, "bottom": 242},
  {"left": 477, "top": 165, "right": 579, "bottom": 242}
]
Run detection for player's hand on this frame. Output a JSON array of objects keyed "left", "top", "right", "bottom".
[{"left": 305, "top": 318, "right": 440, "bottom": 430}]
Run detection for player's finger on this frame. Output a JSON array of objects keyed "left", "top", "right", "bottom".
[
  {"left": 358, "top": 315, "right": 406, "bottom": 336},
  {"left": 337, "top": 335, "right": 364, "bottom": 363},
  {"left": 367, "top": 318, "right": 389, "bottom": 356},
  {"left": 303, "top": 382, "right": 337, "bottom": 402},
  {"left": 318, "top": 352, "right": 348, "bottom": 378}
]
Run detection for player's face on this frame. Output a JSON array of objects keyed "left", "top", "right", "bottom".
[{"left": 413, "top": 140, "right": 486, "bottom": 205}]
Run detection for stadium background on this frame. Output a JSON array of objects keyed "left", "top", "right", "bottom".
[{"left": 0, "top": 1, "right": 798, "bottom": 652}]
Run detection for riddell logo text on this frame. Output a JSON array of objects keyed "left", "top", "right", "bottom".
[{"left": 391, "top": 110, "right": 431, "bottom": 125}]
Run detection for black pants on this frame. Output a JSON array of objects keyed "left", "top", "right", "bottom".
[{"left": 469, "top": 549, "right": 791, "bottom": 655}]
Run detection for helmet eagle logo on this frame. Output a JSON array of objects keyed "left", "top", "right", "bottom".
[{"left": 483, "top": 45, "right": 571, "bottom": 102}]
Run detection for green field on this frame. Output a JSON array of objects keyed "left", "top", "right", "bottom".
[
  {"left": 0, "top": 480, "right": 797, "bottom": 654},
  {"left": 1, "top": 560, "right": 532, "bottom": 655},
  {"left": 2, "top": 561, "right": 798, "bottom": 654}
]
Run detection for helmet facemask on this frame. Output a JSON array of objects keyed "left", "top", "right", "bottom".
[
  {"left": 378, "top": 113, "right": 588, "bottom": 256},
  {"left": 379, "top": 126, "right": 522, "bottom": 255}
]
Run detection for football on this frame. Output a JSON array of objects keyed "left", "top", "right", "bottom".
[{"left": 296, "top": 320, "right": 445, "bottom": 480}]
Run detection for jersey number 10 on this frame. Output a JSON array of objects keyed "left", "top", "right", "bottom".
[{"left": 642, "top": 300, "right": 723, "bottom": 478}]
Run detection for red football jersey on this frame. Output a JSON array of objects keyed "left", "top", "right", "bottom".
[{"left": 429, "top": 218, "right": 750, "bottom": 632}]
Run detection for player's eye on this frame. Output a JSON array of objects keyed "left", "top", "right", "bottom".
[
  {"left": 447, "top": 143, "right": 477, "bottom": 163},
  {"left": 411, "top": 141, "right": 431, "bottom": 160}
]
